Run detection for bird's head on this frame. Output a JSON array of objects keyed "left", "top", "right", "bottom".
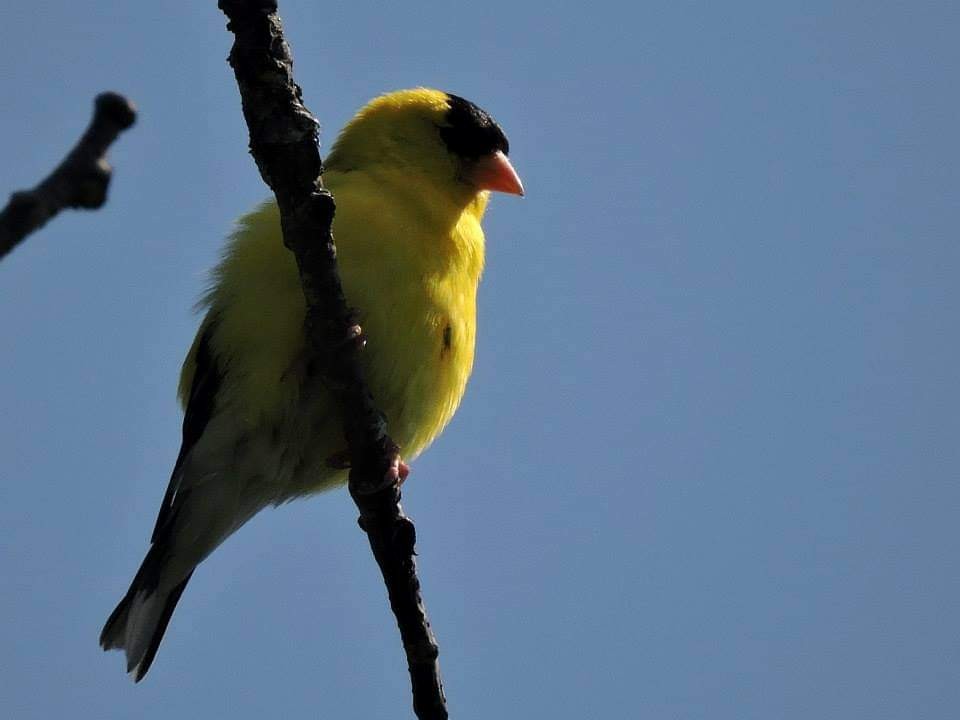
[{"left": 324, "top": 88, "right": 523, "bottom": 205}]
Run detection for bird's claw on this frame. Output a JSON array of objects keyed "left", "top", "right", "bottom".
[
  {"left": 344, "top": 323, "right": 367, "bottom": 350},
  {"left": 330, "top": 451, "right": 409, "bottom": 487},
  {"left": 385, "top": 457, "right": 411, "bottom": 486}
]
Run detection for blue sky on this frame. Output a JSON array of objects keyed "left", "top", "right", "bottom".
[{"left": 1, "top": 2, "right": 958, "bottom": 718}]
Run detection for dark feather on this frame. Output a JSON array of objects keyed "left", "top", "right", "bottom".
[
  {"left": 101, "top": 324, "right": 220, "bottom": 678},
  {"left": 151, "top": 320, "right": 222, "bottom": 542},
  {"left": 440, "top": 93, "right": 510, "bottom": 159},
  {"left": 131, "top": 572, "right": 193, "bottom": 682}
]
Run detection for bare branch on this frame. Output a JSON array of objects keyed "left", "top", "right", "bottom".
[
  {"left": 217, "top": 2, "right": 447, "bottom": 717},
  {"left": 0, "top": 92, "right": 136, "bottom": 260}
]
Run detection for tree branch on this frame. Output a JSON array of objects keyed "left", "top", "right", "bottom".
[
  {"left": 0, "top": 92, "right": 136, "bottom": 260},
  {"left": 217, "top": 2, "right": 447, "bottom": 717}
]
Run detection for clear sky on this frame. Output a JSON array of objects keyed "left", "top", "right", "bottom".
[{"left": 1, "top": 2, "right": 958, "bottom": 718}]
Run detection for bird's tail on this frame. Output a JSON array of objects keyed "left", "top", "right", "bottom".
[{"left": 100, "top": 545, "right": 193, "bottom": 682}]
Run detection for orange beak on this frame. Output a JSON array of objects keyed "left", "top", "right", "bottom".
[{"left": 466, "top": 150, "right": 524, "bottom": 196}]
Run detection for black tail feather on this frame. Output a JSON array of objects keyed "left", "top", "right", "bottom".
[
  {"left": 132, "top": 573, "right": 193, "bottom": 682},
  {"left": 100, "top": 541, "right": 194, "bottom": 681}
]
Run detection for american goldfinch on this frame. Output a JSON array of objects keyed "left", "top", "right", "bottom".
[{"left": 100, "top": 88, "right": 523, "bottom": 680}]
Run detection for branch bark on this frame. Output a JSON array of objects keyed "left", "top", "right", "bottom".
[
  {"left": 217, "top": 2, "right": 447, "bottom": 718},
  {"left": 0, "top": 92, "right": 136, "bottom": 260}
]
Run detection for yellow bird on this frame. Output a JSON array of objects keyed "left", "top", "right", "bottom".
[{"left": 100, "top": 88, "right": 523, "bottom": 680}]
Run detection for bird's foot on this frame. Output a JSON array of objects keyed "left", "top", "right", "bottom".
[
  {"left": 344, "top": 323, "right": 367, "bottom": 350},
  {"left": 329, "top": 451, "right": 409, "bottom": 486},
  {"left": 385, "top": 457, "right": 411, "bottom": 486}
]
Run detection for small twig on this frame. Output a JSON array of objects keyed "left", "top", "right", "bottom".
[
  {"left": 0, "top": 92, "right": 136, "bottom": 260},
  {"left": 217, "top": 2, "right": 447, "bottom": 718}
]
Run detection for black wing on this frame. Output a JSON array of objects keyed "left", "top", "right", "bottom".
[{"left": 150, "top": 320, "right": 222, "bottom": 543}]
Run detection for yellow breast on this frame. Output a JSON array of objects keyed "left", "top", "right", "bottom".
[{"left": 183, "top": 168, "right": 486, "bottom": 463}]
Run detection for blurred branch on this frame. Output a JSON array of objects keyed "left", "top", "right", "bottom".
[
  {"left": 217, "top": 2, "right": 447, "bottom": 718},
  {"left": 0, "top": 92, "right": 136, "bottom": 260}
]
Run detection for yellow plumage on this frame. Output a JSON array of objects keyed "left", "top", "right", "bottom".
[
  {"left": 102, "top": 87, "right": 522, "bottom": 680},
  {"left": 180, "top": 88, "right": 490, "bottom": 483},
  {"left": 185, "top": 152, "right": 486, "bottom": 471}
]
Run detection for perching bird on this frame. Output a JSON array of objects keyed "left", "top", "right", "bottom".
[{"left": 100, "top": 88, "right": 523, "bottom": 680}]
